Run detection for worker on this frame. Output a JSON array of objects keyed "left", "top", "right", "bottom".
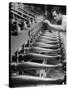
[{"left": 43, "top": 7, "right": 66, "bottom": 59}]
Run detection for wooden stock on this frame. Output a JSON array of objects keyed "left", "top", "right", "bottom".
[
  {"left": 11, "top": 75, "right": 64, "bottom": 81},
  {"left": 30, "top": 47, "right": 60, "bottom": 53},
  {"left": 16, "top": 62, "right": 62, "bottom": 70},
  {"left": 33, "top": 42, "right": 60, "bottom": 49},
  {"left": 23, "top": 53, "right": 61, "bottom": 60}
]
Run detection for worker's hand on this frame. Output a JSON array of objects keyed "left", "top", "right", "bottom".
[{"left": 43, "top": 20, "right": 51, "bottom": 25}]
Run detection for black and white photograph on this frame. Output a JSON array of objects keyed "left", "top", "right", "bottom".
[{"left": 9, "top": 2, "right": 66, "bottom": 87}]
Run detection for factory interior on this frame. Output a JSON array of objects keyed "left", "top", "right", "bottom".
[{"left": 9, "top": 2, "right": 66, "bottom": 87}]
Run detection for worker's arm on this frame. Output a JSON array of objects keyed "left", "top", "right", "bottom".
[{"left": 44, "top": 18, "right": 66, "bottom": 32}]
